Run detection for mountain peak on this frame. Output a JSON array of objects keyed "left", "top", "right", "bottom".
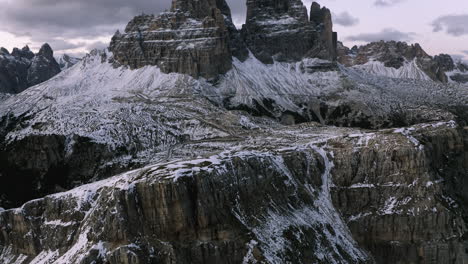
[
  {"left": 38, "top": 43, "right": 54, "bottom": 58},
  {"left": 110, "top": 0, "right": 338, "bottom": 78},
  {"left": 0, "top": 43, "right": 61, "bottom": 93}
]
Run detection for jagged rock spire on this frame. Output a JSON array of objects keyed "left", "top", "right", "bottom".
[
  {"left": 310, "top": 2, "right": 337, "bottom": 60},
  {"left": 0, "top": 47, "right": 9, "bottom": 55},
  {"left": 242, "top": 0, "right": 337, "bottom": 63},
  {"left": 38, "top": 43, "right": 54, "bottom": 58}
]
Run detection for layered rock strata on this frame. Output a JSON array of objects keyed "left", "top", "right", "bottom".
[
  {"left": 0, "top": 122, "right": 467, "bottom": 263},
  {"left": 109, "top": 0, "right": 234, "bottom": 80},
  {"left": 110, "top": 0, "right": 338, "bottom": 77}
]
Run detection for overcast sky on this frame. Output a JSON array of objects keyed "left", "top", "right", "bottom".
[{"left": 0, "top": 0, "right": 467, "bottom": 61}]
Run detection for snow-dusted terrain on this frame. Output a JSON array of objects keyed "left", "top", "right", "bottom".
[
  {"left": 352, "top": 59, "right": 431, "bottom": 81},
  {"left": 1, "top": 48, "right": 468, "bottom": 263}
]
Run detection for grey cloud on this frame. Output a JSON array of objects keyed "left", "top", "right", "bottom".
[
  {"left": 0, "top": 0, "right": 174, "bottom": 52},
  {"left": 0, "top": 0, "right": 250, "bottom": 53},
  {"left": 462, "top": 50, "right": 468, "bottom": 55},
  {"left": 346, "top": 28, "right": 416, "bottom": 42},
  {"left": 85, "top": 41, "right": 109, "bottom": 51},
  {"left": 228, "top": 0, "right": 247, "bottom": 27},
  {"left": 333, "top": 12, "right": 359, "bottom": 27},
  {"left": 39, "top": 39, "right": 85, "bottom": 52},
  {"left": 432, "top": 15, "right": 468, "bottom": 36},
  {"left": 374, "top": 0, "right": 404, "bottom": 7}
]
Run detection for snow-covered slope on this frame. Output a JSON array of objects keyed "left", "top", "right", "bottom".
[
  {"left": 2, "top": 50, "right": 467, "bottom": 158},
  {"left": 0, "top": 50, "right": 236, "bottom": 150},
  {"left": 352, "top": 59, "right": 431, "bottom": 81},
  {"left": 55, "top": 54, "right": 81, "bottom": 70}
]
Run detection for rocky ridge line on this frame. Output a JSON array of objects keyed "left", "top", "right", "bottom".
[
  {"left": 338, "top": 40, "right": 468, "bottom": 83},
  {"left": 0, "top": 44, "right": 61, "bottom": 94}
]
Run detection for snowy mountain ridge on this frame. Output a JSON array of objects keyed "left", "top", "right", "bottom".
[
  {"left": 338, "top": 40, "right": 468, "bottom": 83},
  {"left": 55, "top": 54, "right": 81, "bottom": 70}
]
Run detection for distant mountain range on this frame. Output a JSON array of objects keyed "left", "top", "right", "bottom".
[
  {"left": 0, "top": 45, "right": 80, "bottom": 94},
  {"left": 338, "top": 40, "right": 468, "bottom": 83},
  {"left": 55, "top": 54, "right": 82, "bottom": 71}
]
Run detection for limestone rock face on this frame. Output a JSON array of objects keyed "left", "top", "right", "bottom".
[
  {"left": 241, "top": 0, "right": 337, "bottom": 64},
  {"left": 330, "top": 123, "right": 468, "bottom": 264},
  {"left": 310, "top": 2, "right": 337, "bottom": 60},
  {"left": 110, "top": 0, "right": 337, "bottom": 77},
  {"left": 0, "top": 144, "right": 373, "bottom": 263},
  {"left": 1, "top": 121, "right": 467, "bottom": 263},
  {"left": 0, "top": 44, "right": 61, "bottom": 94},
  {"left": 109, "top": 0, "right": 234, "bottom": 80}
]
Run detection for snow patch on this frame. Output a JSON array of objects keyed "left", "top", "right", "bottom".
[{"left": 354, "top": 59, "right": 431, "bottom": 81}]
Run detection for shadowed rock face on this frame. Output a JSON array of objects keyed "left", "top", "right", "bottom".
[
  {"left": 242, "top": 0, "right": 337, "bottom": 64},
  {"left": 109, "top": 0, "right": 234, "bottom": 80},
  {"left": 27, "top": 44, "right": 61, "bottom": 87},
  {"left": 0, "top": 44, "right": 61, "bottom": 94},
  {"left": 310, "top": 2, "right": 337, "bottom": 60}
]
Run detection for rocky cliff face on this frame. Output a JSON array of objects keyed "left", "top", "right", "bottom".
[
  {"left": 0, "top": 44, "right": 61, "bottom": 94},
  {"left": 1, "top": 121, "right": 467, "bottom": 263},
  {"left": 241, "top": 0, "right": 337, "bottom": 64},
  {"left": 109, "top": 0, "right": 234, "bottom": 80},
  {"left": 338, "top": 40, "right": 468, "bottom": 83},
  {"left": 110, "top": 0, "right": 338, "bottom": 78}
]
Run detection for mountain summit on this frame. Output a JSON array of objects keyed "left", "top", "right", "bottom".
[{"left": 110, "top": 0, "right": 337, "bottom": 79}]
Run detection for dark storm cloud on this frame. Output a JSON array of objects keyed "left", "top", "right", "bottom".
[
  {"left": 432, "top": 15, "right": 468, "bottom": 36},
  {"left": 0, "top": 0, "right": 174, "bottom": 52},
  {"left": 333, "top": 12, "right": 359, "bottom": 27},
  {"left": 0, "top": 0, "right": 250, "bottom": 53},
  {"left": 374, "top": 0, "right": 404, "bottom": 7},
  {"left": 346, "top": 28, "right": 416, "bottom": 42}
]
